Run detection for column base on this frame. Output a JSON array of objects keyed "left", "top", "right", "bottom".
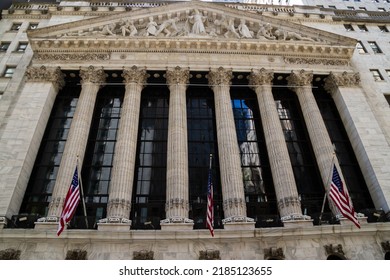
[
  {"left": 97, "top": 217, "right": 132, "bottom": 231},
  {"left": 160, "top": 217, "right": 194, "bottom": 231},
  {"left": 338, "top": 215, "right": 367, "bottom": 227},
  {"left": 281, "top": 214, "right": 313, "bottom": 228},
  {"left": 223, "top": 216, "right": 255, "bottom": 230}
]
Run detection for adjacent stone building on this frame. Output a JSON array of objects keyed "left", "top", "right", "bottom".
[{"left": 0, "top": 0, "right": 390, "bottom": 260}]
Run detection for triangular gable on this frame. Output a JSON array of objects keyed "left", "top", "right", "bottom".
[{"left": 27, "top": 1, "right": 356, "bottom": 60}]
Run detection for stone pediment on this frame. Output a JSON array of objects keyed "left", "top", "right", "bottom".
[{"left": 27, "top": 1, "right": 356, "bottom": 60}]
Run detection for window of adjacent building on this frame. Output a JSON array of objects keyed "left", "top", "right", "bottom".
[
  {"left": 359, "top": 7, "right": 367, "bottom": 10},
  {"left": 3, "top": 66, "right": 16, "bottom": 78},
  {"left": 354, "top": 0, "right": 361, "bottom": 2},
  {"left": 378, "top": 7, "right": 386, "bottom": 11},
  {"left": 347, "top": 6, "right": 355, "bottom": 10},
  {"left": 28, "top": 23, "right": 39, "bottom": 30},
  {"left": 344, "top": 24, "right": 354, "bottom": 31},
  {"left": 10, "top": 23, "right": 22, "bottom": 31},
  {"left": 370, "top": 69, "right": 384, "bottom": 81},
  {"left": 0, "top": 42, "right": 11, "bottom": 52},
  {"left": 358, "top": 24, "right": 368, "bottom": 31},
  {"left": 356, "top": 41, "right": 368, "bottom": 54},
  {"left": 378, "top": 25, "right": 389, "bottom": 32},
  {"left": 368, "top": 41, "right": 383, "bottom": 53},
  {"left": 329, "top": 5, "right": 336, "bottom": 9},
  {"left": 16, "top": 42, "right": 28, "bottom": 52},
  {"left": 0, "top": 92, "right": 3, "bottom": 100}
]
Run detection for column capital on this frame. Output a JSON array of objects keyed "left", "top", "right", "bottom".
[
  {"left": 79, "top": 65, "right": 107, "bottom": 84},
  {"left": 122, "top": 65, "right": 147, "bottom": 85},
  {"left": 166, "top": 66, "right": 190, "bottom": 85},
  {"left": 208, "top": 67, "right": 233, "bottom": 87},
  {"left": 287, "top": 69, "right": 313, "bottom": 91},
  {"left": 248, "top": 68, "right": 274, "bottom": 87},
  {"left": 324, "top": 71, "right": 361, "bottom": 93},
  {"left": 25, "top": 66, "right": 65, "bottom": 91}
]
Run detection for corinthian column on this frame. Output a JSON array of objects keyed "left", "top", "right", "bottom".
[
  {"left": 287, "top": 70, "right": 341, "bottom": 217},
  {"left": 36, "top": 66, "right": 106, "bottom": 229},
  {"left": 0, "top": 66, "right": 64, "bottom": 229},
  {"left": 248, "top": 69, "right": 310, "bottom": 226},
  {"left": 98, "top": 66, "right": 147, "bottom": 231},
  {"left": 208, "top": 67, "right": 254, "bottom": 230},
  {"left": 161, "top": 66, "right": 194, "bottom": 230}
]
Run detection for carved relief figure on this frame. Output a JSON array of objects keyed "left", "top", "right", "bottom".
[
  {"left": 100, "top": 23, "right": 116, "bottom": 36},
  {"left": 155, "top": 17, "right": 180, "bottom": 37},
  {"left": 189, "top": 9, "right": 207, "bottom": 35},
  {"left": 215, "top": 16, "right": 240, "bottom": 39},
  {"left": 256, "top": 23, "right": 276, "bottom": 40},
  {"left": 120, "top": 20, "right": 137, "bottom": 37},
  {"left": 238, "top": 19, "right": 253, "bottom": 39},
  {"left": 145, "top": 17, "right": 158, "bottom": 36},
  {"left": 274, "top": 28, "right": 314, "bottom": 41}
]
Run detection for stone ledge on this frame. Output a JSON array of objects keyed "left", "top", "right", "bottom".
[
  {"left": 160, "top": 222, "right": 194, "bottom": 231},
  {"left": 97, "top": 223, "right": 131, "bottom": 232},
  {"left": 223, "top": 222, "right": 255, "bottom": 231}
]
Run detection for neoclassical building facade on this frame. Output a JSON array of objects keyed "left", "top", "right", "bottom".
[{"left": 0, "top": 0, "right": 390, "bottom": 260}]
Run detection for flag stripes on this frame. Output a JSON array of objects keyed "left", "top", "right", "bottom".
[
  {"left": 329, "top": 164, "right": 360, "bottom": 228},
  {"left": 57, "top": 166, "right": 81, "bottom": 236},
  {"left": 206, "top": 166, "right": 214, "bottom": 237}
]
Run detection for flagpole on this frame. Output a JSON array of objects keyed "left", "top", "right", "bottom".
[
  {"left": 319, "top": 152, "right": 336, "bottom": 225},
  {"left": 77, "top": 155, "right": 89, "bottom": 229},
  {"left": 209, "top": 153, "right": 213, "bottom": 171}
]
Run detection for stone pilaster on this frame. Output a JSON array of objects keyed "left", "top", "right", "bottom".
[
  {"left": 98, "top": 66, "right": 147, "bottom": 231},
  {"left": 208, "top": 67, "right": 254, "bottom": 229},
  {"left": 287, "top": 70, "right": 343, "bottom": 217},
  {"left": 161, "top": 66, "right": 193, "bottom": 230},
  {"left": 0, "top": 66, "right": 64, "bottom": 228},
  {"left": 36, "top": 66, "right": 106, "bottom": 229},
  {"left": 248, "top": 69, "right": 310, "bottom": 226},
  {"left": 325, "top": 72, "right": 390, "bottom": 215}
]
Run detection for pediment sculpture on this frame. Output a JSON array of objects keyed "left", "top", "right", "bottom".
[{"left": 58, "top": 8, "right": 320, "bottom": 43}]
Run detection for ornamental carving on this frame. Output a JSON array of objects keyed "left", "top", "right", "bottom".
[
  {"left": 56, "top": 9, "right": 320, "bottom": 43},
  {"left": 208, "top": 67, "right": 233, "bottom": 87},
  {"left": 165, "top": 198, "right": 189, "bottom": 210},
  {"left": 133, "top": 250, "right": 154, "bottom": 260},
  {"left": 79, "top": 66, "right": 107, "bottom": 84},
  {"left": 0, "top": 249, "right": 21, "bottom": 260},
  {"left": 324, "top": 244, "right": 345, "bottom": 258},
  {"left": 248, "top": 68, "right": 274, "bottom": 87},
  {"left": 34, "top": 53, "right": 110, "bottom": 61},
  {"left": 381, "top": 241, "right": 390, "bottom": 252},
  {"left": 284, "top": 57, "right": 349, "bottom": 66},
  {"left": 65, "top": 249, "right": 87, "bottom": 260},
  {"left": 166, "top": 66, "right": 190, "bottom": 85},
  {"left": 107, "top": 198, "right": 131, "bottom": 212},
  {"left": 277, "top": 196, "right": 301, "bottom": 210},
  {"left": 324, "top": 71, "right": 361, "bottom": 93},
  {"left": 122, "top": 66, "right": 147, "bottom": 85},
  {"left": 199, "top": 250, "right": 221, "bottom": 260},
  {"left": 26, "top": 66, "right": 65, "bottom": 91},
  {"left": 264, "top": 248, "right": 285, "bottom": 260},
  {"left": 287, "top": 69, "right": 313, "bottom": 88}
]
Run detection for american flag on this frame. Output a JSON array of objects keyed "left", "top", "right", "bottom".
[
  {"left": 57, "top": 166, "right": 81, "bottom": 236},
  {"left": 329, "top": 164, "right": 360, "bottom": 228},
  {"left": 206, "top": 166, "right": 214, "bottom": 237}
]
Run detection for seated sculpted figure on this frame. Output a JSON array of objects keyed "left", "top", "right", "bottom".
[
  {"left": 145, "top": 17, "right": 158, "bottom": 36},
  {"left": 238, "top": 19, "right": 253, "bottom": 38},
  {"left": 120, "top": 20, "right": 137, "bottom": 37}
]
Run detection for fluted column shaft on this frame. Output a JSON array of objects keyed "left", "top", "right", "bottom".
[
  {"left": 48, "top": 66, "right": 106, "bottom": 219},
  {"left": 104, "top": 66, "right": 147, "bottom": 224},
  {"left": 249, "top": 69, "right": 303, "bottom": 221},
  {"left": 288, "top": 70, "right": 341, "bottom": 215},
  {"left": 208, "top": 67, "right": 251, "bottom": 223},
  {"left": 163, "top": 66, "right": 192, "bottom": 224}
]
